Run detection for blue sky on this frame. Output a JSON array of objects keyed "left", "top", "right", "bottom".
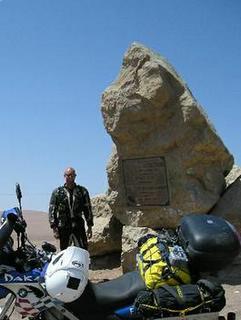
[{"left": 0, "top": 0, "right": 240, "bottom": 211}]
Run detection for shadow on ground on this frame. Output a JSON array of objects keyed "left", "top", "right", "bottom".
[
  {"left": 90, "top": 252, "right": 121, "bottom": 270},
  {"left": 217, "top": 259, "right": 241, "bottom": 285}
]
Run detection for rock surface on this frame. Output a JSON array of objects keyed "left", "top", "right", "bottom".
[
  {"left": 88, "top": 194, "right": 122, "bottom": 256},
  {"left": 210, "top": 165, "right": 241, "bottom": 232},
  {"left": 101, "top": 43, "right": 233, "bottom": 228},
  {"left": 121, "top": 225, "right": 157, "bottom": 272},
  {"left": 225, "top": 164, "right": 241, "bottom": 187}
]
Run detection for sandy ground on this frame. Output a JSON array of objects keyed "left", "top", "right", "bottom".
[{"left": 1, "top": 210, "right": 241, "bottom": 319}]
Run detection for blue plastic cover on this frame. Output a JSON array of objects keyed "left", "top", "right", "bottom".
[
  {"left": 1, "top": 207, "right": 21, "bottom": 223},
  {"left": 0, "top": 286, "right": 10, "bottom": 299}
]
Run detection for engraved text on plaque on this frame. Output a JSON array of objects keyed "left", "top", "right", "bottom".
[{"left": 122, "top": 157, "right": 169, "bottom": 206}]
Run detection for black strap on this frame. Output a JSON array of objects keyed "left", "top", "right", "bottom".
[
  {"left": 170, "top": 268, "right": 186, "bottom": 284},
  {"left": 197, "top": 279, "right": 218, "bottom": 295},
  {"left": 154, "top": 285, "right": 184, "bottom": 306},
  {"left": 139, "top": 239, "right": 186, "bottom": 284},
  {"left": 141, "top": 242, "right": 157, "bottom": 256},
  {"left": 141, "top": 258, "right": 163, "bottom": 274},
  {"left": 140, "top": 238, "right": 169, "bottom": 261}
]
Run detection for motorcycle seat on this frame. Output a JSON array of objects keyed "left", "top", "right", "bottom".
[{"left": 68, "top": 270, "right": 145, "bottom": 314}]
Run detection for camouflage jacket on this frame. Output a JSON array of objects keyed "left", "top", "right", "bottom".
[{"left": 48, "top": 184, "right": 93, "bottom": 229}]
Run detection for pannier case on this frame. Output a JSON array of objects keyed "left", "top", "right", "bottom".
[{"left": 177, "top": 214, "right": 241, "bottom": 272}]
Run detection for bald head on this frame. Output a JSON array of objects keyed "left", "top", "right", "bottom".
[
  {"left": 64, "top": 167, "right": 76, "bottom": 188},
  {"left": 64, "top": 167, "right": 76, "bottom": 177}
]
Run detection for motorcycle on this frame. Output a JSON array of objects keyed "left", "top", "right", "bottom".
[
  {"left": 0, "top": 208, "right": 145, "bottom": 320},
  {"left": 0, "top": 185, "right": 239, "bottom": 320},
  {"left": 0, "top": 214, "right": 223, "bottom": 320},
  {"left": 0, "top": 184, "right": 148, "bottom": 320}
]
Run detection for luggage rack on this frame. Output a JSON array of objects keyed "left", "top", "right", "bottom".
[
  {"left": 154, "top": 312, "right": 235, "bottom": 320},
  {"left": 154, "top": 313, "right": 218, "bottom": 319}
]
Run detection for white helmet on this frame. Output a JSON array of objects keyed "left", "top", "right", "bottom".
[{"left": 45, "top": 246, "right": 90, "bottom": 303}]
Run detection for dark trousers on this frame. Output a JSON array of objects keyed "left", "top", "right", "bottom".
[{"left": 58, "top": 222, "right": 88, "bottom": 251}]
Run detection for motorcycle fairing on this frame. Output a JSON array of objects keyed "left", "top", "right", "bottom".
[
  {"left": 0, "top": 268, "right": 41, "bottom": 284},
  {"left": 0, "top": 215, "right": 15, "bottom": 250}
]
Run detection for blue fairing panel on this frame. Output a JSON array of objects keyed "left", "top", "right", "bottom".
[{"left": 0, "top": 285, "right": 10, "bottom": 299}]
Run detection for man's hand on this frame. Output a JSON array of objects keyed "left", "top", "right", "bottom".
[
  {"left": 53, "top": 227, "right": 59, "bottom": 239},
  {"left": 87, "top": 226, "right": 92, "bottom": 239}
]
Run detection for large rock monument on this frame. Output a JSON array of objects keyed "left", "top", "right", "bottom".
[{"left": 101, "top": 43, "right": 234, "bottom": 229}]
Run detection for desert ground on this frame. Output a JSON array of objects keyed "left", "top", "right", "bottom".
[{"left": 1, "top": 210, "right": 240, "bottom": 319}]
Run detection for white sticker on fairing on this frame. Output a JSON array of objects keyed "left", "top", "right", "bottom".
[{"left": 4, "top": 274, "right": 37, "bottom": 282}]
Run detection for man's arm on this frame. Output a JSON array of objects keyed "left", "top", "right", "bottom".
[
  {"left": 48, "top": 189, "right": 58, "bottom": 229},
  {"left": 81, "top": 187, "right": 93, "bottom": 226}
]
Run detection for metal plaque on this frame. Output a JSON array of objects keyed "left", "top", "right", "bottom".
[{"left": 122, "top": 157, "right": 169, "bottom": 207}]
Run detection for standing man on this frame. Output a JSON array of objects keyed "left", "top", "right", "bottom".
[{"left": 48, "top": 167, "right": 93, "bottom": 250}]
